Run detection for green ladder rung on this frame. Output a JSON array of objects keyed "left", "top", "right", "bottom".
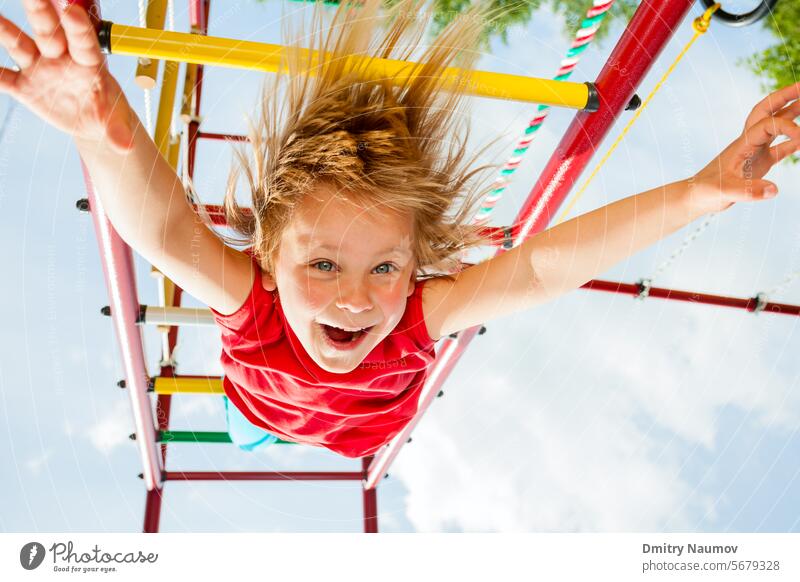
[{"left": 158, "top": 430, "right": 295, "bottom": 445}]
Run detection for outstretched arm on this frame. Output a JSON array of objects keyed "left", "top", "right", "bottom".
[
  {"left": 423, "top": 82, "right": 800, "bottom": 340},
  {"left": 0, "top": 2, "right": 254, "bottom": 315}
]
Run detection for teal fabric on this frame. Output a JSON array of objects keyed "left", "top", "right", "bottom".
[{"left": 223, "top": 395, "right": 279, "bottom": 452}]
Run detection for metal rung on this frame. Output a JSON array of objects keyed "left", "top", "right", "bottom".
[
  {"left": 158, "top": 430, "right": 295, "bottom": 445},
  {"left": 99, "top": 22, "right": 598, "bottom": 110},
  {"left": 152, "top": 375, "right": 223, "bottom": 395}
]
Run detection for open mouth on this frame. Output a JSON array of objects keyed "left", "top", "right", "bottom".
[{"left": 317, "top": 322, "right": 375, "bottom": 348}]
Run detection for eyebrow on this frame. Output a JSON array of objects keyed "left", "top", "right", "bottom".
[{"left": 300, "top": 240, "right": 412, "bottom": 258}]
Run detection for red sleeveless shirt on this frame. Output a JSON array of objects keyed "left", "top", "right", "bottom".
[{"left": 209, "top": 253, "right": 437, "bottom": 458}]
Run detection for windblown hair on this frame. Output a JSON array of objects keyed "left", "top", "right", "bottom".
[{"left": 195, "top": 0, "right": 513, "bottom": 276}]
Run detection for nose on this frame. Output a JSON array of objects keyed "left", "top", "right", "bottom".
[{"left": 335, "top": 278, "right": 373, "bottom": 314}]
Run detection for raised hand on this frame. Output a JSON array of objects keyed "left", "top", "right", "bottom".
[
  {"left": 689, "top": 81, "right": 800, "bottom": 214},
  {"left": 0, "top": 1, "right": 134, "bottom": 152}
]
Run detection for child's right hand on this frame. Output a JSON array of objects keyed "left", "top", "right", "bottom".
[{"left": 0, "top": 1, "right": 134, "bottom": 152}]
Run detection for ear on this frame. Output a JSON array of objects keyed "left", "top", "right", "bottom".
[
  {"left": 258, "top": 250, "right": 278, "bottom": 292},
  {"left": 261, "top": 270, "right": 277, "bottom": 292},
  {"left": 406, "top": 270, "right": 416, "bottom": 298}
]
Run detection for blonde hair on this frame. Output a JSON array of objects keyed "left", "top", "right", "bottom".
[{"left": 195, "top": 0, "right": 513, "bottom": 276}]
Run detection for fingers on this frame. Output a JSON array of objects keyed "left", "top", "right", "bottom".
[
  {"left": 775, "top": 97, "right": 800, "bottom": 122},
  {"left": 769, "top": 137, "right": 800, "bottom": 166},
  {"left": 0, "top": 13, "right": 39, "bottom": 69},
  {"left": 0, "top": 66, "right": 21, "bottom": 96},
  {"left": 61, "top": 5, "right": 102, "bottom": 68},
  {"left": 751, "top": 179, "right": 778, "bottom": 199},
  {"left": 721, "top": 177, "right": 777, "bottom": 203},
  {"left": 743, "top": 115, "right": 800, "bottom": 149},
  {"left": 744, "top": 81, "right": 800, "bottom": 130},
  {"left": 22, "top": 0, "right": 67, "bottom": 59}
]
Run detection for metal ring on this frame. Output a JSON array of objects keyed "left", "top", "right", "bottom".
[
  {"left": 98, "top": 20, "right": 113, "bottom": 54},
  {"left": 700, "top": 0, "right": 779, "bottom": 28},
  {"left": 584, "top": 82, "right": 600, "bottom": 112}
]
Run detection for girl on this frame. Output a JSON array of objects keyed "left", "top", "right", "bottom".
[{"left": 2, "top": 0, "right": 798, "bottom": 458}]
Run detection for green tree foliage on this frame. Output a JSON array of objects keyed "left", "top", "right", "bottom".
[
  {"left": 410, "top": 0, "right": 544, "bottom": 49},
  {"left": 540, "top": 0, "right": 638, "bottom": 43},
  {"left": 743, "top": 1, "right": 800, "bottom": 163},
  {"left": 271, "top": 0, "right": 799, "bottom": 159},
  {"left": 275, "top": 0, "right": 796, "bottom": 95},
  {"left": 276, "top": 0, "right": 640, "bottom": 51},
  {"left": 744, "top": 1, "right": 799, "bottom": 91}
]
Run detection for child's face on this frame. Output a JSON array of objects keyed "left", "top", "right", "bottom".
[{"left": 263, "top": 183, "right": 417, "bottom": 374}]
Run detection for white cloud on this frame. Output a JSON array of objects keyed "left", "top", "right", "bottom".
[
  {"left": 389, "top": 198, "right": 800, "bottom": 530},
  {"left": 66, "top": 346, "right": 86, "bottom": 365},
  {"left": 99, "top": 349, "right": 116, "bottom": 373},
  {"left": 171, "top": 396, "right": 222, "bottom": 422},
  {"left": 24, "top": 448, "right": 53, "bottom": 476},
  {"left": 392, "top": 283, "right": 799, "bottom": 531},
  {"left": 85, "top": 399, "right": 134, "bottom": 455}
]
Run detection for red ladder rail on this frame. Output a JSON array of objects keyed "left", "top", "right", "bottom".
[{"left": 364, "top": 0, "right": 698, "bottom": 489}]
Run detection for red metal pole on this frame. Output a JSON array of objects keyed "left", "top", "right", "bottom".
[
  {"left": 192, "top": 0, "right": 210, "bottom": 116},
  {"left": 364, "top": 329, "right": 480, "bottom": 489},
  {"left": 165, "top": 471, "right": 365, "bottom": 481},
  {"left": 79, "top": 102, "right": 164, "bottom": 487},
  {"left": 361, "top": 457, "right": 378, "bottom": 533},
  {"left": 60, "top": 0, "right": 169, "bottom": 531},
  {"left": 583, "top": 279, "right": 800, "bottom": 315},
  {"left": 143, "top": 488, "right": 164, "bottom": 533},
  {"left": 366, "top": 0, "right": 698, "bottom": 489},
  {"left": 189, "top": 0, "right": 206, "bottom": 33},
  {"left": 187, "top": 120, "right": 200, "bottom": 186},
  {"left": 197, "top": 131, "right": 248, "bottom": 142},
  {"left": 515, "top": 0, "right": 696, "bottom": 242},
  {"left": 64, "top": 0, "right": 163, "bottom": 492},
  {"left": 143, "top": 325, "right": 184, "bottom": 533}
]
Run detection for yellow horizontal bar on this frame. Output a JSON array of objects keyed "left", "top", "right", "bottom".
[
  {"left": 154, "top": 376, "right": 224, "bottom": 395},
  {"left": 104, "top": 22, "right": 592, "bottom": 110}
]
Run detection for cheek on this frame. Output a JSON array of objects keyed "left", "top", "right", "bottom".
[
  {"left": 305, "top": 285, "right": 333, "bottom": 314},
  {"left": 375, "top": 279, "right": 412, "bottom": 319},
  {"left": 278, "top": 268, "right": 331, "bottom": 320},
  {"left": 294, "top": 277, "right": 335, "bottom": 317}
]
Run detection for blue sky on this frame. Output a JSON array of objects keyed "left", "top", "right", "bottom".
[{"left": 1, "top": 0, "right": 799, "bottom": 532}]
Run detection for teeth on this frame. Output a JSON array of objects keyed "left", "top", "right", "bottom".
[{"left": 323, "top": 323, "right": 368, "bottom": 332}]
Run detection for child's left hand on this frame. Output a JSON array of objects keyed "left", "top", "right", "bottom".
[{"left": 688, "top": 82, "right": 800, "bottom": 215}]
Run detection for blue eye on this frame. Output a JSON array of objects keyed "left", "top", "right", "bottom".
[
  {"left": 373, "top": 263, "right": 396, "bottom": 275},
  {"left": 313, "top": 261, "right": 335, "bottom": 272}
]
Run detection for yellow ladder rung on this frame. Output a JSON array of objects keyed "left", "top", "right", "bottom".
[{"left": 154, "top": 376, "right": 224, "bottom": 395}]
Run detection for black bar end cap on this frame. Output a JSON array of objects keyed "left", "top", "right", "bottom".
[
  {"left": 584, "top": 82, "right": 600, "bottom": 112},
  {"left": 98, "top": 20, "right": 112, "bottom": 54}
]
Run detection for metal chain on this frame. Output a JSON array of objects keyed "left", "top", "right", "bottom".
[
  {"left": 761, "top": 268, "right": 800, "bottom": 299},
  {"left": 646, "top": 211, "right": 719, "bottom": 285}
]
